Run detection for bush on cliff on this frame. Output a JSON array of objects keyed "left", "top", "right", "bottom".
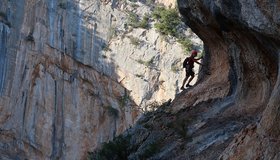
[
  {"left": 88, "top": 135, "right": 131, "bottom": 160},
  {"left": 152, "top": 6, "right": 181, "bottom": 37}
]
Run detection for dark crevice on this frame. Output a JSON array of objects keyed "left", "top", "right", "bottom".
[
  {"left": 50, "top": 80, "right": 58, "bottom": 159},
  {"left": 22, "top": 90, "right": 28, "bottom": 138},
  {"left": 0, "top": 25, "right": 8, "bottom": 96}
]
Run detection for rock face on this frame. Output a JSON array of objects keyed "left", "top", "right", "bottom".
[
  {"left": 0, "top": 0, "right": 140, "bottom": 159},
  {"left": 178, "top": 0, "right": 280, "bottom": 159},
  {"left": 0, "top": 0, "right": 203, "bottom": 159},
  {"left": 98, "top": 1, "right": 203, "bottom": 108},
  {"left": 91, "top": 0, "right": 280, "bottom": 159}
]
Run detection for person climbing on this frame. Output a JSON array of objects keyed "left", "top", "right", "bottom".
[{"left": 180, "top": 50, "right": 203, "bottom": 90}]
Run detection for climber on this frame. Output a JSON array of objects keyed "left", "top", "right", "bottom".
[{"left": 180, "top": 50, "right": 203, "bottom": 90}]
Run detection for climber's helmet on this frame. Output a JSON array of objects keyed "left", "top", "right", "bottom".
[{"left": 191, "top": 50, "right": 198, "bottom": 57}]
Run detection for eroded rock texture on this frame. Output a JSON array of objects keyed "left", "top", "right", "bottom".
[
  {"left": 96, "top": 0, "right": 280, "bottom": 159},
  {"left": 0, "top": 0, "right": 139, "bottom": 159},
  {"left": 0, "top": 0, "right": 203, "bottom": 159},
  {"left": 178, "top": 0, "right": 280, "bottom": 159}
]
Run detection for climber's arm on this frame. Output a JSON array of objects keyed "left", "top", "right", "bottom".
[{"left": 195, "top": 61, "right": 203, "bottom": 65}]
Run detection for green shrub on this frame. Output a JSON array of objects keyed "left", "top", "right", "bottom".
[
  {"left": 127, "top": 11, "right": 139, "bottom": 27},
  {"left": 119, "top": 91, "right": 130, "bottom": 108},
  {"left": 178, "top": 38, "right": 193, "bottom": 52},
  {"left": 174, "top": 120, "right": 188, "bottom": 139},
  {"left": 136, "top": 59, "right": 145, "bottom": 65},
  {"left": 128, "top": 36, "right": 141, "bottom": 46},
  {"left": 166, "top": 119, "right": 191, "bottom": 140},
  {"left": 140, "top": 141, "right": 161, "bottom": 159},
  {"left": 145, "top": 58, "right": 154, "bottom": 66},
  {"left": 130, "top": 3, "right": 139, "bottom": 8},
  {"left": 108, "top": 26, "right": 117, "bottom": 41},
  {"left": 101, "top": 43, "right": 111, "bottom": 51},
  {"left": 136, "top": 58, "right": 153, "bottom": 67},
  {"left": 152, "top": 7, "right": 181, "bottom": 36},
  {"left": 135, "top": 74, "right": 144, "bottom": 79},
  {"left": 145, "top": 0, "right": 155, "bottom": 6},
  {"left": 147, "top": 101, "right": 161, "bottom": 111},
  {"left": 88, "top": 135, "right": 131, "bottom": 160},
  {"left": 152, "top": 6, "right": 164, "bottom": 19},
  {"left": 171, "top": 64, "right": 180, "bottom": 73},
  {"left": 152, "top": 7, "right": 195, "bottom": 52},
  {"left": 127, "top": 12, "right": 149, "bottom": 29},
  {"left": 138, "top": 13, "right": 149, "bottom": 29}
]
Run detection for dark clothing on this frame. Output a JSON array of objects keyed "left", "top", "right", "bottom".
[
  {"left": 186, "top": 66, "right": 195, "bottom": 76},
  {"left": 185, "top": 57, "right": 195, "bottom": 68},
  {"left": 183, "top": 56, "right": 197, "bottom": 77}
]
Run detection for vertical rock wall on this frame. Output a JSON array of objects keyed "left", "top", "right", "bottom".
[{"left": 0, "top": 0, "right": 138, "bottom": 159}]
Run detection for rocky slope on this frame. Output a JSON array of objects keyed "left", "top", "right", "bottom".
[
  {"left": 0, "top": 0, "right": 202, "bottom": 159},
  {"left": 92, "top": 0, "right": 280, "bottom": 159}
]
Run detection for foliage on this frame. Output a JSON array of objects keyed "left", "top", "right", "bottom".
[
  {"left": 127, "top": 12, "right": 149, "bottom": 29},
  {"left": 145, "top": 0, "right": 155, "bottom": 6},
  {"left": 88, "top": 135, "right": 131, "bottom": 160},
  {"left": 128, "top": 36, "right": 141, "bottom": 46},
  {"left": 108, "top": 26, "right": 117, "bottom": 41},
  {"left": 119, "top": 90, "right": 130, "bottom": 108},
  {"left": 127, "top": 11, "right": 138, "bottom": 27},
  {"left": 152, "top": 6, "right": 195, "bottom": 51},
  {"left": 140, "top": 141, "right": 161, "bottom": 159},
  {"left": 88, "top": 134, "right": 161, "bottom": 160},
  {"left": 101, "top": 43, "right": 111, "bottom": 51},
  {"left": 147, "top": 101, "right": 161, "bottom": 111},
  {"left": 141, "top": 99, "right": 172, "bottom": 114},
  {"left": 135, "top": 74, "right": 144, "bottom": 79},
  {"left": 152, "top": 7, "right": 181, "bottom": 36},
  {"left": 130, "top": 3, "right": 139, "bottom": 8},
  {"left": 171, "top": 64, "right": 180, "bottom": 73},
  {"left": 145, "top": 58, "right": 154, "bottom": 66},
  {"left": 136, "top": 59, "right": 145, "bottom": 65},
  {"left": 178, "top": 38, "right": 193, "bottom": 52},
  {"left": 166, "top": 119, "right": 191, "bottom": 140},
  {"left": 138, "top": 14, "right": 149, "bottom": 29},
  {"left": 136, "top": 57, "right": 154, "bottom": 67}
]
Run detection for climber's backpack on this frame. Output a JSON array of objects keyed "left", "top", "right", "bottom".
[{"left": 183, "top": 57, "right": 190, "bottom": 69}]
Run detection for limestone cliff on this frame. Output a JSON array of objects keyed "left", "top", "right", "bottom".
[
  {"left": 97, "top": 1, "right": 203, "bottom": 108},
  {"left": 91, "top": 0, "right": 280, "bottom": 159},
  {"left": 0, "top": 0, "right": 202, "bottom": 159},
  {"left": 0, "top": 0, "right": 140, "bottom": 159}
]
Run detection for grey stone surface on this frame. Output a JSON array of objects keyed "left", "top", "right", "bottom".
[{"left": 93, "top": 0, "right": 280, "bottom": 159}]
